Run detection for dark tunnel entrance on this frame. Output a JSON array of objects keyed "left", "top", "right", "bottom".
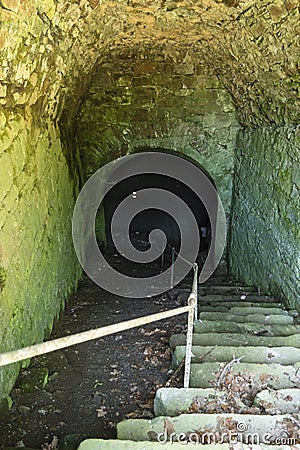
[{"left": 102, "top": 152, "right": 213, "bottom": 276}]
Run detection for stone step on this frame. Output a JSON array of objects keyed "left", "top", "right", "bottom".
[
  {"left": 199, "top": 312, "right": 294, "bottom": 324},
  {"left": 179, "top": 277, "right": 233, "bottom": 289},
  {"left": 155, "top": 387, "right": 300, "bottom": 417},
  {"left": 78, "top": 438, "right": 300, "bottom": 449},
  {"left": 177, "top": 293, "right": 281, "bottom": 308},
  {"left": 199, "top": 285, "right": 258, "bottom": 294},
  {"left": 176, "top": 285, "right": 260, "bottom": 303},
  {"left": 172, "top": 345, "right": 300, "bottom": 366},
  {"left": 175, "top": 293, "right": 292, "bottom": 312},
  {"left": 117, "top": 413, "right": 300, "bottom": 443},
  {"left": 200, "top": 302, "right": 282, "bottom": 311},
  {"left": 193, "top": 320, "right": 300, "bottom": 336},
  {"left": 199, "top": 294, "right": 279, "bottom": 303},
  {"left": 154, "top": 387, "right": 218, "bottom": 416},
  {"left": 228, "top": 306, "right": 289, "bottom": 316},
  {"left": 190, "top": 362, "right": 298, "bottom": 389},
  {"left": 169, "top": 332, "right": 300, "bottom": 349},
  {"left": 254, "top": 388, "right": 300, "bottom": 414}
]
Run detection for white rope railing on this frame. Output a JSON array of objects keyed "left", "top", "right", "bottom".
[
  {"left": 0, "top": 243, "right": 199, "bottom": 389},
  {"left": 0, "top": 305, "right": 193, "bottom": 368},
  {"left": 164, "top": 243, "right": 199, "bottom": 387},
  {"left": 183, "top": 294, "right": 196, "bottom": 388},
  {"left": 167, "top": 244, "right": 199, "bottom": 321}
]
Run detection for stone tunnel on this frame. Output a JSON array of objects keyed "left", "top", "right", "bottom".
[{"left": 0, "top": 0, "right": 299, "bottom": 408}]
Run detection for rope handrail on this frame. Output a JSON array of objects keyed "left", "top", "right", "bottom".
[
  {"left": 163, "top": 242, "right": 199, "bottom": 387},
  {"left": 0, "top": 305, "right": 192, "bottom": 368},
  {"left": 167, "top": 243, "right": 198, "bottom": 320},
  {"left": 0, "top": 240, "right": 199, "bottom": 389}
]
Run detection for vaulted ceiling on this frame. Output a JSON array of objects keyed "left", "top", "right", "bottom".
[{"left": 1, "top": 0, "right": 299, "bottom": 127}]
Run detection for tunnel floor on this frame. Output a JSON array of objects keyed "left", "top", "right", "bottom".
[{"left": 0, "top": 252, "right": 227, "bottom": 449}]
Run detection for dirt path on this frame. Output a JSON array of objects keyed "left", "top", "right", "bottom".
[{"left": 0, "top": 274, "right": 187, "bottom": 448}]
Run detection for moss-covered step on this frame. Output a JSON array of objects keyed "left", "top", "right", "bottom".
[
  {"left": 172, "top": 345, "right": 300, "bottom": 366},
  {"left": 169, "top": 332, "right": 300, "bottom": 349},
  {"left": 254, "top": 389, "right": 300, "bottom": 414},
  {"left": 176, "top": 289, "right": 259, "bottom": 302},
  {"left": 190, "top": 362, "right": 298, "bottom": 389},
  {"left": 154, "top": 387, "right": 220, "bottom": 416},
  {"left": 78, "top": 438, "right": 300, "bottom": 450},
  {"left": 199, "top": 285, "right": 258, "bottom": 294},
  {"left": 199, "top": 312, "right": 294, "bottom": 324},
  {"left": 193, "top": 320, "right": 300, "bottom": 336},
  {"left": 228, "top": 306, "right": 288, "bottom": 316},
  {"left": 117, "top": 413, "right": 299, "bottom": 442},
  {"left": 199, "top": 294, "right": 278, "bottom": 303},
  {"left": 199, "top": 302, "right": 281, "bottom": 312},
  {"left": 154, "top": 386, "right": 300, "bottom": 417}
]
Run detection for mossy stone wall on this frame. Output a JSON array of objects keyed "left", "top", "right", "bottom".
[
  {"left": 76, "top": 55, "right": 240, "bottom": 218},
  {"left": 229, "top": 126, "right": 300, "bottom": 308},
  {"left": 0, "top": 112, "right": 81, "bottom": 406},
  {"left": 1, "top": 0, "right": 299, "bottom": 407}
]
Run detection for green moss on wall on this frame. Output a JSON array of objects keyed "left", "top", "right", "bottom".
[
  {"left": 0, "top": 114, "right": 82, "bottom": 402},
  {"left": 229, "top": 126, "right": 300, "bottom": 309},
  {"left": 0, "top": 267, "right": 7, "bottom": 292},
  {"left": 75, "top": 59, "right": 240, "bottom": 220}
]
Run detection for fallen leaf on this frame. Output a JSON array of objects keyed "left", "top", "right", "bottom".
[
  {"left": 96, "top": 406, "right": 107, "bottom": 418},
  {"left": 164, "top": 418, "right": 175, "bottom": 437},
  {"left": 143, "top": 346, "right": 153, "bottom": 356},
  {"left": 260, "top": 373, "right": 276, "bottom": 382}
]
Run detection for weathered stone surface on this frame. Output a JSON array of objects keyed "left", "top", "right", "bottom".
[
  {"left": 254, "top": 389, "right": 300, "bottom": 414},
  {"left": 0, "top": 0, "right": 299, "bottom": 405},
  {"left": 173, "top": 345, "right": 300, "bottom": 367},
  {"left": 169, "top": 332, "right": 300, "bottom": 349},
  {"left": 200, "top": 294, "right": 278, "bottom": 303},
  {"left": 154, "top": 387, "right": 219, "bottom": 417},
  {"left": 190, "top": 362, "right": 298, "bottom": 389},
  {"left": 200, "top": 302, "right": 281, "bottom": 312},
  {"left": 229, "top": 127, "right": 300, "bottom": 309},
  {"left": 0, "top": 114, "right": 82, "bottom": 401},
  {"left": 193, "top": 320, "right": 300, "bottom": 337},
  {"left": 79, "top": 438, "right": 300, "bottom": 449},
  {"left": 117, "top": 413, "right": 299, "bottom": 442},
  {"left": 0, "top": 152, "right": 13, "bottom": 202},
  {"left": 198, "top": 285, "right": 258, "bottom": 294},
  {"left": 76, "top": 62, "right": 239, "bottom": 217},
  {"left": 229, "top": 306, "right": 289, "bottom": 316},
  {"left": 199, "top": 312, "right": 294, "bottom": 325}
]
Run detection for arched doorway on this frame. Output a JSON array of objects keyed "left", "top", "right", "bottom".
[{"left": 101, "top": 150, "right": 216, "bottom": 278}]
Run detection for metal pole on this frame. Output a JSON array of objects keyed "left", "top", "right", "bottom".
[
  {"left": 170, "top": 246, "right": 175, "bottom": 288},
  {"left": 192, "top": 263, "right": 198, "bottom": 321},
  {"left": 161, "top": 241, "right": 164, "bottom": 272},
  {"left": 0, "top": 305, "right": 191, "bottom": 368},
  {"left": 183, "top": 295, "right": 196, "bottom": 388}
]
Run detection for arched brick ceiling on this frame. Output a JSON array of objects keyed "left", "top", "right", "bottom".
[
  {"left": 96, "top": 0, "right": 299, "bottom": 126},
  {"left": 2, "top": 0, "right": 299, "bottom": 126}
]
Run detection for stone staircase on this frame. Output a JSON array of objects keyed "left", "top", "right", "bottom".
[{"left": 78, "top": 281, "right": 300, "bottom": 449}]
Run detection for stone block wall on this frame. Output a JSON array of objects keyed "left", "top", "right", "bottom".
[
  {"left": 0, "top": 0, "right": 105, "bottom": 406},
  {"left": 229, "top": 126, "right": 300, "bottom": 308},
  {"left": 1, "top": 0, "right": 298, "bottom": 406},
  {"left": 0, "top": 112, "right": 81, "bottom": 406},
  {"left": 76, "top": 54, "right": 240, "bottom": 218}
]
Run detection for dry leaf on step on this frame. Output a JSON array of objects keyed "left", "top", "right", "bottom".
[{"left": 164, "top": 418, "right": 175, "bottom": 437}]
